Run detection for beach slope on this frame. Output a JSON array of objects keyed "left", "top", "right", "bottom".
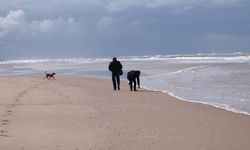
[{"left": 0, "top": 77, "right": 250, "bottom": 150}]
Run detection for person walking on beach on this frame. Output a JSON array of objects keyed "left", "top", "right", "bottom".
[{"left": 108, "top": 57, "right": 123, "bottom": 91}]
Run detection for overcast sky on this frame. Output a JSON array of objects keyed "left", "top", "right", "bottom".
[{"left": 0, "top": 0, "right": 250, "bottom": 59}]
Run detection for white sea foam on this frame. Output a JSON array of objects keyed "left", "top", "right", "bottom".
[
  {"left": 0, "top": 58, "right": 110, "bottom": 65},
  {"left": 171, "top": 66, "right": 207, "bottom": 74},
  {"left": 118, "top": 53, "right": 250, "bottom": 63},
  {"left": 1, "top": 52, "right": 249, "bottom": 65}
]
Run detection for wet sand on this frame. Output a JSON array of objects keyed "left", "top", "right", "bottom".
[{"left": 0, "top": 77, "right": 250, "bottom": 150}]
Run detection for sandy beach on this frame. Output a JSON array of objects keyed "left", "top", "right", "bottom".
[{"left": 0, "top": 77, "right": 250, "bottom": 150}]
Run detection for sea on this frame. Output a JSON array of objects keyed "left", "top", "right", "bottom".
[{"left": 1, "top": 52, "right": 250, "bottom": 115}]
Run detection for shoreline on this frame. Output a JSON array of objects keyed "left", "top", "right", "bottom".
[
  {"left": 142, "top": 86, "right": 250, "bottom": 116},
  {"left": 167, "top": 91, "right": 250, "bottom": 116},
  {"left": 67, "top": 75, "right": 250, "bottom": 116},
  {"left": 150, "top": 87, "right": 250, "bottom": 116},
  {"left": 1, "top": 75, "right": 250, "bottom": 116},
  {"left": 1, "top": 76, "right": 250, "bottom": 149},
  {"left": 0, "top": 75, "right": 250, "bottom": 116}
]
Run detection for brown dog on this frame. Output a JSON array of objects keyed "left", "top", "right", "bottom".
[{"left": 44, "top": 71, "right": 56, "bottom": 80}]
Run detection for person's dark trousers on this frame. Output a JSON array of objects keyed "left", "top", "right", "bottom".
[
  {"left": 112, "top": 73, "right": 120, "bottom": 90},
  {"left": 129, "top": 79, "right": 137, "bottom": 91}
]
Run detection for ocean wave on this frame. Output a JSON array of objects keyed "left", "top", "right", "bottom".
[
  {"left": 0, "top": 58, "right": 110, "bottom": 65},
  {"left": 1, "top": 52, "right": 249, "bottom": 64},
  {"left": 119, "top": 53, "right": 250, "bottom": 63},
  {"left": 141, "top": 65, "right": 207, "bottom": 78},
  {"left": 173, "top": 56, "right": 250, "bottom": 62},
  {"left": 171, "top": 66, "right": 207, "bottom": 74}
]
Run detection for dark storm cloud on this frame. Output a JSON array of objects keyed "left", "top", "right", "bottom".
[{"left": 0, "top": 0, "right": 249, "bottom": 58}]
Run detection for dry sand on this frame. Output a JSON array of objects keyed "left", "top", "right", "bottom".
[{"left": 0, "top": 77, "right": 250, "bottom": 150}]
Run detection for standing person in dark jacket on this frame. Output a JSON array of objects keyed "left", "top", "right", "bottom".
[
  {"left": 108, "top": 57, "right": 123, "bottom": 91},
  {"left": 127, "top": 70, "right": 140, "bottom": 91}
]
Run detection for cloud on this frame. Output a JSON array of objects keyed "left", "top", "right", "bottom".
[
  {"left": 0, "top": 10, "right": 82, "bottom": 39},
  {"left": 0, "top": 0, "right": 242, "bottom": 13},
  {"left": 29, "top": 17, "right": 82, "bottom": 38},
  {"left": 105, "top": 0, "right": 242, "bottom": 11},
  {"left": 97, "top": 16, "right": 116, "bottom": 29},
  {"left": 145, "top": 0, "right": 242, "bottom": 9},
  {"left": 0, "top": 0, "right": 249, "bottom": 58},
  {"left": 170, "top": 6, "right": 195, "bottom": 13},
  {"left": 0, "top": 10, "right": 26, "bottom": 37},
  {"left": 105, "top": 0, "right": 141, "bottom": 12},
  {"left": 0, "top": 10, "right": 25, "bottom": 28}
]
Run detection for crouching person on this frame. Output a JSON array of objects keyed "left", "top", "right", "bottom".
[{"left": 127, "top": 70, "right": 140, "bottom": 91}]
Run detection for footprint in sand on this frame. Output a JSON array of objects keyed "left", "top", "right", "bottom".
[
  {"left": 0, "top": 130, "right": 9, "bottom": 137},
  {"left": 9, "top": 104, "right": 16, "bottom": 107},
  {"left": 6, "top": 110, "right": 14, "bottom": 115},
  {"left": 2, "top": 120, "right": 9, "bottom": 123},
  {"left": 6, "top": 110, "right": 13, "bottom": 113},
  {"left": 0, "top": 130, "right": 7, "bottom": 134},
  {"left": 6, "top": 113, "right": 13, "bottom": 116},
  {"left": 0, "top": 134, "right": 9, "bottom": 137},
  {"left": 1, "top": 122, "right": 8, "bottom": 126},
  {"left": 1, "top": 120, "right": 9, "bottom": 126}
]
